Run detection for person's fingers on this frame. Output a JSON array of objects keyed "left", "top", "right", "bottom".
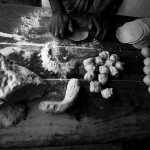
[
  {"left": 78, "top": 0, "right": 85, "bottom": 11},
  {"left": 88, "top": 18, "right": 93, "bottom": 30},
  {"left": 68, "top": 20, "right": 73, "bottom": 33},
  {"left": 51, "top": 24, "right": 55, "bottom": 36},
  {"left": 99, "top": 28, "right": 106, "bottom": 40},
  {"left": 71, "top": 0, "right": 80, "bottom": 12},
  {"left": 99, "top": 21, "right": 108, "bottom": 40},
  {"left": 60, "top": 23, "right": 65, "bottom": 38},
  {"left": 93, "top": 18, "right": 101, "bottom": 37},
  {"left": 49, "top": 19, "right": 54, "bottom": 34},
  {"left": 49, "top": 24, "right": 52, "bottom": 33},
  {"left": 58, "top": 15, "right": 64, "bottom": 38},
  {"left": 55, "top": 25, "right": 59, "bottom": 37}
]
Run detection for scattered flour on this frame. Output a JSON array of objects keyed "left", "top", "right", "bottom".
[
  {"left": 0, "top": 32, "right": 27, "bottom": 41},
  {"left": 0, "top": 47, "right": 22, "bottom": 56},
  {"left": 0, "top": 45, "right": 38, "bottom": 60},
  {"left": 40, "top": 42, "right": 61, "bottom": 74},
  {"left": 13, "top": 9, "right": 51, "bottom": 36},
  {"left": 0, "top": 41, "right": 45, "bottom": 47}
]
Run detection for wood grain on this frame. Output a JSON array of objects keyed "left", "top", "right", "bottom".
[{"left": 0, "top": 80, "right": 150, "bottom": 148}]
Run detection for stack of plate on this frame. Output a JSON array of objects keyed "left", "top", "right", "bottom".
[{"left": 116, "top": 18, "right": 150, "bottom": 49}]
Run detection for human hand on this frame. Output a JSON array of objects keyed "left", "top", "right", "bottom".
[
  {"left": 88, "top": 14, "right": 108, "bottom": 40},
  {"left": 49, "top": 11, "right": 73, "bottom": 38}
]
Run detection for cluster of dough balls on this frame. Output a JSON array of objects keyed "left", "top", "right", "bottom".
[
  {"left": 83, "top": 51, "right": 124, "bottom": 99},
  {"left": 141, "top": 47, "right": 150, "bottom": 93}
]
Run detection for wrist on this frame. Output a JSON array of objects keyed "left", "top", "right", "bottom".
[
  {"left": 95, "top": 9, "right": 106, "bottom": 17},
  {"left": 49, "top": 0, "right": 66, "bottom": 13},
  {"left": 52, "top": 8, "right": 66, "bottom": 13},
  {"left": 53, "top": 9, "right": 68, "bottom": 14}
]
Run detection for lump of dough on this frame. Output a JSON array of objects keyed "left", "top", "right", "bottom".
[
  {"left": 109, "top": 54, "right": 120, "bottom": 62},
  {"left": 143, "top": 75, "right": 150, "bottom": 86},
  {"left": 0, "top": 104, "right": 26, "bottom": 128},
  {"left": 99, "top": 51, "right": 109, "bottom": 60},
  {"left": 141, "top": 47, "right": 150, "bottom": 57},
  {"left": 105, "top": 59, "right": 115, "bottom": 67},
  {"left": 90, "top": 81, "right": 101, "bottom": 93},
  {"left": 95, "top": 56, "right": 104, "bottom": 66},
  {"left": 144, "top": 57, "right": 150, "bottom": 66},
  {"left": 83, "top": 58, "right": 95, "bottom": 67},
  {"left": 101, "top": 88, "right": 113, "bottom": 99},
  {"left": 84, "top": 71, "right": 95, "bottom": 81},
  {"left": 109, "top": 66, "right": 119, "bottom": 77},
  {"left": 38, "top": 78, "right": 80, "bottom": 113},
  {"left": 99, "top": 66, "right": 109, "bottom": 74},
  {"left": 98, "top": 74, "right": 108, "bottom": 85},
  {"left": 115, "top": 61, "right": 124, "bottom": 71},
  {"left": 143, "top": 66, "right": 150, "bottom": 75},
  {"left": 148, "top": 86, "right": 150, "bottom": 93}
]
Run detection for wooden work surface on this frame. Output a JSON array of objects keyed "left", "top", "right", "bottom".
[{"left": 0, "top": 3, "right": 150, "bottom": 149}]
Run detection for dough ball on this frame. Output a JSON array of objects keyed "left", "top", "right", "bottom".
[
  {"left": 109, "top": 66, "right": 119, "bottom": 77},
  {"left": 143, "top": 66, "right": 150, "bottom": 75},
  {"left": 90, "top": 81, "right": 101, "bottom": 93},
  {"left": 98, "top": 74, "right": 108, "bottom": 85},
  {"left": 144, "top": 57, "right": 150, "bottom": 66},
  {"left": 84, "top": 71, "right": 95, "bottom": 81},
  {"left": 0, "top": 104, "right": 26, "bottom": 128},
  {"left": 83, "top": 58, "right": 95, "bottom": 67},
  {"left": 99, "top": 51, "right": 109, "bottom": 60},
  {"left": 105, "top": 59, "right": 115, "bottom": 67},
  {"left": 84, "top": 64, "right": 95, "bottom": 72},
  {"left": 115, "top": 61, "right": 124, "bottom": 71},
  {"left": 109, "top": 54, "right": 120, "bottom": 62},
  {"left": 141, "top": 47, "right": 150, "bottom": 57},
  {"left": 99, "top": 66, "right": 109, "bottom": 74},
  {"left": 101, "top": 88, "right": 113, "bottom": 99},
  {"left": 143, "top": 75, "right": 150, "bottom": 86},
  {"left": 148, "top": 86, "right": 150, "bottom": 93},
  {"left": 95, "top": 56, "right": 104, "bottom": 66}
]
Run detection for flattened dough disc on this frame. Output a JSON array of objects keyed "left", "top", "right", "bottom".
[
  {"left": 66, "top": 28, "right": 89, "bottom": 41},
  {"left": 116, "top": 22, "right": 143, "bottom": 43}
]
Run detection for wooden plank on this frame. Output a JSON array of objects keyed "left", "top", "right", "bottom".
[
  {"left": 0, "top": 80, "right": 150, "bottom": 148},
  {"left": 0, "top": 143, "right": 124, "bottom": 150},
  {"left": 0, "top": 143, "right": 123, "bottom": 150}
]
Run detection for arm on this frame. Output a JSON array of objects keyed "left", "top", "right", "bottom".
[
  {"left": 48, "top": 0, "right": 66, "bottom": 12},
  {"left": 96, "top": 0, "right": 117, "bottom": 15},
  {"left": 88, "top": 0, "right": 118, "bottom": 39},
  {"left": 48, "top": 0, "right": 73, "bottom": 38}
]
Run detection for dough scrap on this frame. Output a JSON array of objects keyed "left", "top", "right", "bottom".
[
  {"left": 0, "top": 104, "right": 26, "bottom": 128},
  {"left": 0, "top": 53, "right": 47, "bottom": 105},
  {"left": 38, "top": 78, "right": 80, "bottom": 113}
]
